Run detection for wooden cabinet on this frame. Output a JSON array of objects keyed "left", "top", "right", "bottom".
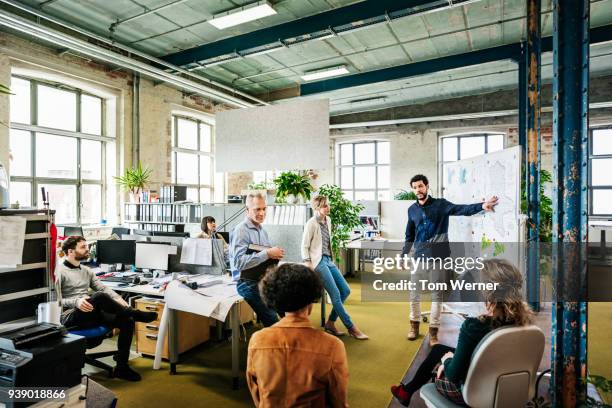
[{"left": 134, "top": 298, "right": 210, "bottom": 359}]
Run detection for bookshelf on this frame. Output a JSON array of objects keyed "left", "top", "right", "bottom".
[
  {"left": 0, "top": 209, "right": 55, "bottom": 329},
  {"left": 123, "top": 203, "right": 311, "bottom": 233}
]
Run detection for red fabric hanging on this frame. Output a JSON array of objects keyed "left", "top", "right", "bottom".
[{"left": 50, "top": 222, "right": 58, "bottom": 282}]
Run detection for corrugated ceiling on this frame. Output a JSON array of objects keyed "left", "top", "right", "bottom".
[{"left": 12, "top": 0, "right": 612, "bottom": 115}]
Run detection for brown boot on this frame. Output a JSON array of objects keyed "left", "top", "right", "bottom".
[
  {"left": 407, "top": 321, "right": 420, "bottom": 341},
  {"left": 428, "top": 327, "right": 439, "bottom": 346}
]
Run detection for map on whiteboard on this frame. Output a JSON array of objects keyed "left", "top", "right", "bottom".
[{"left": 444, "top": 146, "right": 521, "bottom": 245}]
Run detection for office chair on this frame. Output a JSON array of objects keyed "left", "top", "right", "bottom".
[
  {"left": 63, "top": 226, "right": 84, "bottom": 237},
  {"left": 68, "top": 325, "right": 116, "bottom": 377},
  {"left": 420, "top": 325, "right": 545, "bottom": 408},
  {"left": 111, "top": 227, "right": 131, "bottom": 237}
]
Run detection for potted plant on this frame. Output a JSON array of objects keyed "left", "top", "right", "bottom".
[
  {"left": 274, "top": 171, "right": 314, "bottom": 204},
  {"left": 394, "top": 189, "right": 418, "bottom": 200},
  {"left": 114, "top": 162, "right": 152, "bottom": 203},
  {"left": 317, "top": 184, "right": 364, "bottom": 266}
]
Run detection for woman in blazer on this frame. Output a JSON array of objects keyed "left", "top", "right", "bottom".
[
  {"left": 301, "top": 195, "right": 368, "bottom": 340},
  {"left": 198, "top": 216, "right": 229, "bottom": 254}
]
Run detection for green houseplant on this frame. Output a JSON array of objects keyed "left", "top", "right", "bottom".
[
  {"left": 114, "top": 162, "right": 152, "bottom": 202},
  {"left": 274, "top": 171, "right": 314, "bottom": 203},
  {"left": 317, "top": 184, "right": 364, "bottom": 265},
  {"left": 521, "top": 169, "right": 553, "bottom": 242},
  {"left": 394, "top": 189, "right": 418, "bottom": 200}
]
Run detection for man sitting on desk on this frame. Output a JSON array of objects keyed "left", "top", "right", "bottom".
[
  {"left": 229, "top": 192, "right": 285, "bottom": 327},
  {"left": 56, "top": 236, "right": 158, "bottom": 381}
]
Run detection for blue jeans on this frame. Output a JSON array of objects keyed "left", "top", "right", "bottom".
[
  {"left": 315, "top": 255, "right": 353, "bottom": 329},
  {"left": 237, "top": 279, "right": 279, "bottom": 327}
]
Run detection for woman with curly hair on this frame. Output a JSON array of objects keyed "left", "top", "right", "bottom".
[
  {"left": 391, "top": 258, "right": 534, "bottom": 406},
  {"left": 246, "top": 263, "right": 349, "bottom": 408}
]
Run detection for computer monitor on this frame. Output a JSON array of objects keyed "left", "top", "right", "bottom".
[
  {"left": 135, "top": 242, "right": 170, "bottom": 271},
  {"left": 97, "top": 240, "right": 136, "bottom": 265},
  {"left": 152, "top": 231, "right": 190, "bottom": 238},
  {"left": 63, "top": 226, "right": 84, "bottom": 237},
  {"left": 111, "top": 227, "right": 131, "bottom": 237},
  {"left": 133, "top": 229, "right": 152, "bottom": 236},
  {"left": 217, "top": 231, "right": 230, "bottom": 243},
  {"left": 121, "top": 234, "right": 148, "bottom": 242}
]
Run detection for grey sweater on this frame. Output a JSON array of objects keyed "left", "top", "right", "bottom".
[{"left": 55, "top": 260, "right": 122, "bottom": 310}]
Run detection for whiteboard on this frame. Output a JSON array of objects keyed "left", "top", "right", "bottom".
[
  {"left": 216, "top": 99, "right": 330, "bottom": 172},
  {"left": 444, "top": 146, "right": 521, "bottom": 245}
]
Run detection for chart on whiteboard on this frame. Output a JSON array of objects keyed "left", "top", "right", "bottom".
[{"left": 443, "top": 146, "right": 521, "bottom": 245}]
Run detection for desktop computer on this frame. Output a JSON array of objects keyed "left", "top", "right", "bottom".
[
  {"left": 135, "top": 242, "right": 171, "bottom": 271},
  {"left": 96, "top": 240, "right": 136, "bottom": 268}
]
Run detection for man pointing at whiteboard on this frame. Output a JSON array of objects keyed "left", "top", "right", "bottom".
[{"left": 402, "top": 174, "right": 498, "bottom": 345}]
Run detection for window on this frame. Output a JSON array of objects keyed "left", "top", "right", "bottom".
[
  {"left": 440, "top": 133, "right": 504, "bottom": 194},
  {"left": 8, "top": 75, "right": 110, "bottom": 225},
  {"left": 171, "top": 115, "right": 218, "bottom": 202},
  {"left": 590, "top": 128, "right": 612, "bottom": 216},
  {"left": 336, "top": 141, "right": 390, "bottom": 201}
]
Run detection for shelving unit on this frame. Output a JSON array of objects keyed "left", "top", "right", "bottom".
[
  {"left": 0, "top": 209, "right": 55, "bottom": 330},
  {"left": 123, "top": 203, "right": 311, "bottom": 233}
]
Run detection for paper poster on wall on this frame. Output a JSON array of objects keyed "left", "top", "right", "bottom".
[{"left": 216, "top": 99, "right": 330, "bottom": 172}]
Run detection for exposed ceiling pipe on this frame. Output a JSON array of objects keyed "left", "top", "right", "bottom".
[
  {"left": 0, "top": 7, "right": 256, "bottom": 108},
  {"left": 329, "top": 102, "right": 612, "bottom": 129},
  {"left": 0, "top": 0, "right": 268, "bottom": 106},
  {"left": 110, "top": 0, "right": 192, "bottom": 31}
]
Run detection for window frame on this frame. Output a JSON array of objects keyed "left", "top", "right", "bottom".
[
  {"left": 171, "top": 114, "right": 216, "bottom": 203},
  {"left": 9, "top": 75, "right": 110, "bottom": 225},
  {"left": 335, "top": 140, "right": 390, "bottom": 201},
  {"left": 439, "top": 133, "right": 505, "bottom": 196},
  {"left": 589, "top": 126, "right": 612, "bottom": 217}
]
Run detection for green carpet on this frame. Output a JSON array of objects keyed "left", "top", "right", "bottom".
[
  {"left": 588, "top": 302, "right": 612, "bottom": 403},
  {"left": 93, "top": 279, "right": 424, "bottom": 407}
]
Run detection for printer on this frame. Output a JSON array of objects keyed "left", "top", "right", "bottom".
[{"left": 0, "top": 323, "right": 86, "bottom": 407}]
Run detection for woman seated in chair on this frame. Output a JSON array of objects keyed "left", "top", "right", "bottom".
[
  {"left": 198, "top": 216, "right": 229, "bottom": 255},
  {"left": 390, "top": 259, "right": 534, "bottom": 406}
]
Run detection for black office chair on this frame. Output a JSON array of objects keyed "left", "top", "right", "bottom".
[
  {"left": 68, "top": 326, "right": 116, "bottom": 377},
  {"left": 63, "top": 226, "right": 84, "bottom": 237},
  {"left": 111, "top": 227, "right": 131, "bottom": 237}
]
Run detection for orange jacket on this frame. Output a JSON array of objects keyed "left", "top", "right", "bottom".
[{"left": 246, "top": 315, "right": 349, "bottom": 408}]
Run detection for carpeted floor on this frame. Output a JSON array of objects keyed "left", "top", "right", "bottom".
[
  {"left": 89, "top": 281, "right": 612, "bottom": 407},
  {"left": 588, "top": 302, "right": 612, "bottom": 403},
  {"left": 92, "top": 278, "right": 427, "bottom": 408}
]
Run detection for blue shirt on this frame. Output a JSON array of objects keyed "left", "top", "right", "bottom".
[
  {"left": 229, "top": 217, "right": 271, "bottom": 280},
  {"left": 402, "top": 196, "right": 483, "bottom": 258}
]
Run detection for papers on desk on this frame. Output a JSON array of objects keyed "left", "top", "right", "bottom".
[
  {"left": 0, "top": 216, "right": 27, "bottom": 268},
  {"left": 180, "top": 238, "right": 212, "bottom": 265},
  {"left": 164, "top": 276, "right": 240, "bottom": 321}
]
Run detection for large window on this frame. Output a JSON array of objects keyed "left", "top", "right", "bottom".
[
  {"left": 590, "top": 128, "right": 612, "bottom": 216},
  {"left": 171, "top": 115, "right": 217, "bottom": 203},
  {"left": 440, "top": 133, "right": 504, "bottom": 194},
  {"left": 9, "top": 76, "right": 110, "bottom": 225},
  {"left": 336, "top": 140, "right": 390, "bottom": 201}
]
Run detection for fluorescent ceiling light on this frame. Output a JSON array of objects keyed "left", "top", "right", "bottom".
[
  {"left": 301, "top": 65, "right": 349, "bottom": 82},
  {"left": 209, "top": 1, "right": 277, "bottom": 30}
]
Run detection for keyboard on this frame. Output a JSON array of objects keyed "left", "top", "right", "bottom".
[{"left": 100, "top": 276, "right": 133, "bottom": 283}]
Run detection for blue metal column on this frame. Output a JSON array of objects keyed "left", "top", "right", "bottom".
[
  {"left": 526, "top": 0, "right": 541, "bottom": 312},
  {"left": 551, "top": 0, "right": 589, "bottom": 406}
]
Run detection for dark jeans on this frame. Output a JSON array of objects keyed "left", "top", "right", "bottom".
[
  {"left": 62, "top": 292, "right": 134, "bottom": 366},
  {"left": 237, "top": 279, "right": 279, "bottom": 327},
  {"left": 403, "top": 344, "right": 456, "bottom": 394}
]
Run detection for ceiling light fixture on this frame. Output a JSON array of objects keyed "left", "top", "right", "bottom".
[
  {"left": 209, "top": 1, "right": 277, "bottom": 30},
  {"left": 301, "top": 65, "right": 349, "bottom": 82}
]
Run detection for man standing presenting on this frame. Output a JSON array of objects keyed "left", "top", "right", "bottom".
[
  {"left": 230, "top": 193, "right": 285, "bottom": 327},
  {"left": 403, "top": 175, "right": 498, "bottom": 344},
  {"left": 56, "top": 236, "right": 158, "bottom": 381}
]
